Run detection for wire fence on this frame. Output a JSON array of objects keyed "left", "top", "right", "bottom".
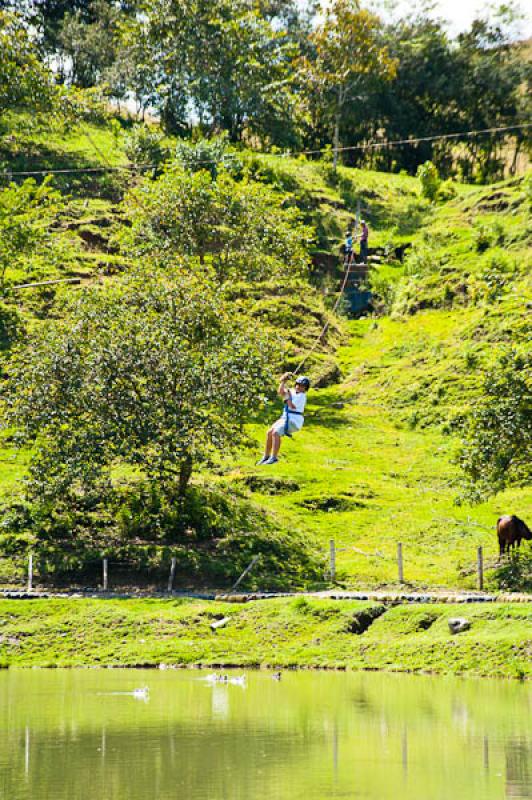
[{"left": 0, "top": 537, "right": 517, "bottom": 598}]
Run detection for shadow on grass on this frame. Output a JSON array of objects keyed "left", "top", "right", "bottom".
[
  {"left": 0, "top": 141, "right": 128, "bottom": 200},
  {"left": 305, "top": 393, "right": 353, "bottom": 431}
]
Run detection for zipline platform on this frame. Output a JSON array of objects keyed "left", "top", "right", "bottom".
[{"left": 338, "top": 262, "right": 372, "bottom": 314}]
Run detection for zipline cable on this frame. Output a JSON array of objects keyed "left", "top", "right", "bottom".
[
  {"left": 2, "top": 122, "right": 531, "bottom": 179},
  {"left": 284, "top": 122, "right": 532, "bottom": 158},
  {"left": 293, "top": 255, "right": 354, "bottom": 376}
]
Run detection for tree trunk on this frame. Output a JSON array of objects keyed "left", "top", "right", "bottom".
[
  {"left": 510, "top": 139, "right": 521, "bottom": 176},
  {"left": 333, "top": 85, "right": 344, "bottom": 172},
  {"left": 333, "top": 113, "right": 340, "bottom": 171},
  {"left": 178, "top": 454, "right": 193, "bottom": 497}
]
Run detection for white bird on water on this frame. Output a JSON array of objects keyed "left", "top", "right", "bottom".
[{"left": 204, "top": 673, "right": 247, "bottom": 687}]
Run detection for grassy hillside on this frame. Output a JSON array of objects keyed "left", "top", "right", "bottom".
[
  {"left": 1, "top": 597, "right": 530, "bottom": 677},
  {"left": 228, "top": 167, "right": 531, "bottom": 591},
  {"left": 0, "top": 114, "right": 530, "bottom": 592}
]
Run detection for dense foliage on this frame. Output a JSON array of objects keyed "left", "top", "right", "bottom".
[
  {"left": 0, "top": 177, "right": 63, "bottom": 292},
  {"left": 458, "top": 351, "right": 532, "bottom": 501},
  {"left": 5, "top": 269, "right": 275, "bottom": 503},
  {"left": 0, "top": 2, "right": 529, "bottom": 590},
  {"left": 6, "top": 0, "right": 528, "bottom": 179},
  {"left": 121, "top": 162, "right": 314, "bottom": 285}
]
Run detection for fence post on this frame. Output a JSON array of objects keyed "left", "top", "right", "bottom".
[
  {"left": 329, "top": 540, "right": 336, "bottom": 582},
  {"left": 397, "top": 542, "right": 404, "bottom": 583},
  {"left": 477, "top": 546, "right": 484, "bottom": 590},
  {"left": 27, "top": 553, "right": 33, "bottom": 592},
  {"left": 168, "top": 556, "right": 177, "bottom": 593},
  {"left": 102, "top": 558, "right": 108, "bottom": 592},
  {"left": 230, "top": 554, "right": 261, "bottom": 594}
]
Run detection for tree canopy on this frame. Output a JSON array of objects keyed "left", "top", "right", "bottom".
[
  {"left": 458, "top": 351, "right": 532, "bottom": 502},
  {"left": 121, "top": 161, "right": 313, "bottom": 284},
  {"left": 2, "top": 1, "right": 530, "bottom": 178},
  {"left": 5, "top": 270, "right": 275, "bottom": 503}
]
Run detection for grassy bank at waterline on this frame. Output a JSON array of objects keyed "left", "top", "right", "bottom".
[{"left": 1, "top": 597, "right": 530, "bottom": 678}]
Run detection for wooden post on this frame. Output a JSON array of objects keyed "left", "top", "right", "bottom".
[
  {"left": 230, "top": 554, "right": 260, "bottom": 593},
  {"left": 397, "top": 542, "right": 404, "bottom": 583},
  {"left": 27, "top": 553, "right": 33, "bottom": 592},
  {"left": 168, "top": 556, "right": 177, "bottom": 593},
  {"left": 329, "top": 539, "right": 336, "bottom": 582},
  {"left": 102, "top": 558, "right": 108, "bottom": 592},
  {"left": 477, "top": 546, "right": 484, "bottom": 590}
]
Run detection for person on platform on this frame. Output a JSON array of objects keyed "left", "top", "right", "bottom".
[{"left": 359, "top": 220, "right": 369, "bottom": 264}]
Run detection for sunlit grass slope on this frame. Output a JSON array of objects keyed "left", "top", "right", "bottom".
[
  {"left": 1, "top": 597, "right": 530, "bottom": 677},
  {"left": 233, "top": 356, "right": 529, "bottom": 589}
]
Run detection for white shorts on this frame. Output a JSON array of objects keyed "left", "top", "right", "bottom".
[{"left": 271, "top": 416, "right": 301, "bottom": 436}]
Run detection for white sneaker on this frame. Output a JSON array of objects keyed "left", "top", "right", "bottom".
[
  {"left": 256, "top": 456, "right": 269, "bottom": 465},
  {"left": 264, "top": 456, "right": 279, "bottom": 465}
]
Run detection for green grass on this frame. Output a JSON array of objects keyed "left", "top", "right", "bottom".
[
  {"left": 0, "top": 597, "right": 530, "bottom": 677},
  {"left": 1, "top": 120, "right": 530, "bottom": 592},
  {"left": 249, "top": 154, "right": 422, "bottom": 253},
  {"left": 233, "top": 373, "right": 529, "bottom": 589}
]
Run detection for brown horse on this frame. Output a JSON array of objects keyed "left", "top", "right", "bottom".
[{"left": 497, "top": 515, "right": 531, "bottom": 556}]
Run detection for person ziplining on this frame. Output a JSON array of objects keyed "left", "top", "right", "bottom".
[{"left": 257, "top": 373, "right": 310, "bottom": 465}]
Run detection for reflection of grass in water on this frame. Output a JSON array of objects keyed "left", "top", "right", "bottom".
[{"left": 2, "top": 666, "right": 530, "bottom": 800}]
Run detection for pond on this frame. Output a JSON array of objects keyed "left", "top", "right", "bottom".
[{"left": 0, "top": 669, "right": 530, "bottom": 799}]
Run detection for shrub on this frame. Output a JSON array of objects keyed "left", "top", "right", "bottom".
[
  {"left": 0, "top": 302, "right": 23, "bottom": 348},
  {"left": 174, "top": 134, "right": 242, "bottom": 180},
  {"left": 436, "top": 179, "right": 456, "bottom": 202},
  {"left": 417, "top": 161, "right": 441, "bottom": 202},
  {"left": 0, "top": 483, "right": 324, "bottom": 589},
  {"left": 123, "top": 125, "right": 167, "bottom": 170},
  {"left": 477, "top": 250, "right": 516, "bottom": 302},
  {"left": 492, "top": 544, "right": 532, "bottom": 593},
  {"left": 474, "top": 224, "right": 493, "bottom": 253},
  {"left": 457, "top": 350, "right": 531, "bottom": 500},
  {"left": 474, "top": 221, "right": 505, "bottom": 253}
]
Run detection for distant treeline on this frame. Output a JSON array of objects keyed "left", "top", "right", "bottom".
[{"left": 2, "top": 0, "right": 531, "bottom": 179}]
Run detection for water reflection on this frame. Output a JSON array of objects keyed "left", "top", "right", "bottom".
[
  {"left": 0, "top": 670, "right": 530, "bottom": 800},
  {"left": 506, "top": 740, "right": 531, "bottom": 799}
]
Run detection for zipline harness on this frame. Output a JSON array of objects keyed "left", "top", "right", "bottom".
[{"left": 283, "top": 398, "right": 303, "bottom": 437}]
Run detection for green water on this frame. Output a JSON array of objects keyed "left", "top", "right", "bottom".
[{"left": 0, "top": 669, "right": 530, "bottom": 800}]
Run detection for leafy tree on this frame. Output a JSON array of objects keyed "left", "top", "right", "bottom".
[
  {"left": 300, "top": 0, "right": 396, "bottom": 168},
  {"left": 454, "top": 14, "right": 531, "bottom": 181},
  {"left": 458, "top": 351, "right": 531, "bottom": 501},
  {"left": 0, "top": 177, "right": 63, "bottom": 293},
  {"left": 367, "top": 11, "right": 531, "bottom": 177},
  {"left": 142, "top": 0, "right": 301, "bottom": 144},
  {"left": 122, "top": 163, "right": 313, "bottom": 284},
  {"left": 0, "top": 11, "right": 59, "bottom": 116},
  {"left": 174, "top": 134, "right": 241, "bottom": 180},
  {"left": 57, "top": 0, "right": 121, "bottom": 88},
  {"left": 4, "top": 270, "right": 275, "bottom": 504},
  {"left": 105, "top": 19, "right": 158, "bottom": 117},
  {"left": 123, "top": 125, "right": 168, "bottom": 171}
]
